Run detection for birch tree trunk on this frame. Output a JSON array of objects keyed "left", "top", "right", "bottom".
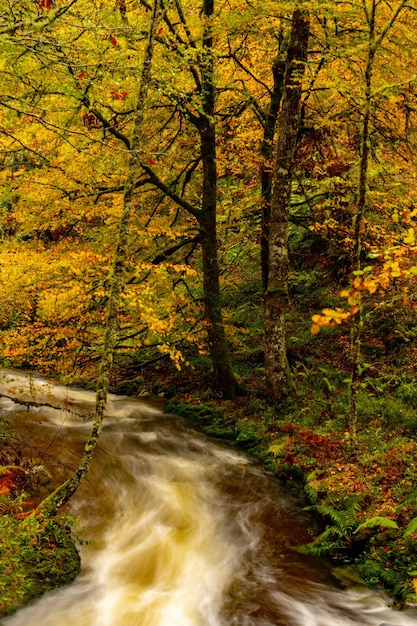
[
  {"left": 36, "top": 0, "right": 163, "bottom": 517},
  {"left": 264, "top": 8, "right": 309, "bottom": 404}
]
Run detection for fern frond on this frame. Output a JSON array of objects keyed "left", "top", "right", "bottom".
[
  {"left": 343, "top": 512, "right": 360, "bottom": 533},
  {"left": 398, "top": 490, "right": 417, "bottom": 508},
  {"left": 304, "top": 483, "right": 319, "bottom": 503},
  {"left": 355, "top": 516, "right": 399, "bottom": 534},
  {"left": 316, "top": 526, "right": 347, "bottom": 543},
  {"left": 295, "top": 538, "right": 342, "bottom": 556},
  {"left": 403, "top": 517, "right": 417, "bottom": 538},
  {"left": 304, "top": 504, "right": 345, "bottom": 527},
  {"left": 296, "top": 524, "right": 349, "bottom": 556}
]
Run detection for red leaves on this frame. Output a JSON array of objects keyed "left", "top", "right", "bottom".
[
  {"left": 111, "top": 90, "right": 128, "bottom": 100},
  {"left": 0, "top": 473, "right": 16, "bottom": 497},
  {"left": 39, "top": 0, "right": 52, "bottom": 9},
  {"left": 82, "top": 112, "right": 101, "bottom": 128},
  {"left": 110, "top": 35, "right": 117, "bottom": 47}
]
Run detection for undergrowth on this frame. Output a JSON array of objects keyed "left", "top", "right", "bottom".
[
  {"left": 0, "top": 514, "right": 80, "bottom": 618},
  {"left": 161, "top": 271, "right": 417, "bottom": 606},
  {"left": 0, "top": 422, "right": 81, "bottom": 619}
]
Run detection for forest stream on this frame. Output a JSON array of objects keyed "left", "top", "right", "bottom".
[{"left": 1, "top": 369, "right": 417, "bottom": 626}]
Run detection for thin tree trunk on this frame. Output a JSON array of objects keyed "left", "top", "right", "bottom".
[
  {"left": 199, "top": 0, "right": 237, "bottom": 399},
  {"left": 347, "top": 0, "right": 408, "bottom": 438},
  {"left": 264, "top": 8, "right": 309, "bottom": 404},
  {"left": 261, "top": 46, "right": 287, "bottom": 293},
  {"left": 349, "top": 0, "right": 375, "bottom": 441},
  {"left": 36, "top": 0, "right": 163, "bottom": 517}
]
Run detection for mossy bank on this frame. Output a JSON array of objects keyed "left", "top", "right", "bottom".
[{"left": 0, "top": 513, "right": 80, "bottom": 619}]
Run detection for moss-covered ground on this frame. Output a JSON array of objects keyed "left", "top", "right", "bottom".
[{"left": 0, "top": 513, "right": 80, "bottom": 618}]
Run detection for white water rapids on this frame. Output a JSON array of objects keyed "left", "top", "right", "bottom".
[{"left": 0, "top": 369, "right": 416, "bottom": 626}]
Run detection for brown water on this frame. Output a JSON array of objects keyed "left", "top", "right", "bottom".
[{"left": 1, "top": 369, "right": 416, "bottom": 626}]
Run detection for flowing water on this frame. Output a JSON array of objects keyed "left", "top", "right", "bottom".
[{"left": 1, "top": 369, "right": 417, "bottom": 626}]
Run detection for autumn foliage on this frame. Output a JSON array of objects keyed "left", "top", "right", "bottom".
[{"left": 0, "top": 0, "right": 416, "bottom": 386}]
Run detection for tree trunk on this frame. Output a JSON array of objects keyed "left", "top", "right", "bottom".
[
  {"left": 264, "top": 9, "right": 309, "bottom": 404},
  {"left": 349, "top": 0, "right": 376, "bottom": 441},
  {"left": 348, "top": 0, "right": 408, "bottom": 439},
  {"left": 260, "top": 46, "right": 287, "bottom": 293},
  {"left": 35, "top": 0, "right": 163, "bottom": 517},
  {"left": 199, "top": 0, "right": 237, "bottom": 399},
  {"left": 200, "top": 209, "right": 237, "bottom": 399}
]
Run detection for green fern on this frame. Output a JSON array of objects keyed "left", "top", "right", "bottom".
[
  {"left": 305, "top": 498, "right": 361, "bottom": 535},
  {"left": 355, "top": 516, "right": 399, "bottom": 534},
  {"left": 299, "top": 498, "right": 398, "bottom": 557},
  {"left": 397, "top": 489, "right": 417, "bottom": 507},
  {"left": 304, "top": 472, "right": 320, "bottom": 503},
  {"left": 296, "top": 537, "right": 341, "bottom": 556},
  {"left": 403, "top": 516, "right": 417, "bottom": 538}
]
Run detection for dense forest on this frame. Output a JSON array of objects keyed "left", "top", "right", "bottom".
[{"left": 2, "top": 0, "right": 417, "bottom": 616}]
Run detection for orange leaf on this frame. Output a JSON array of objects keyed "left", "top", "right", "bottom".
[{"left": 363, "top": 279, "right": 377, "bottom": 294}]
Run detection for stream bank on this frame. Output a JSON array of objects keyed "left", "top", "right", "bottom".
[
  {"left": 165, "top": 397, "right": 417, "bottom": 608},
  {"left": 0, "top": 366, "right": 412, "bottom": 620},
  {"left": 1, "top": 372, "right": 417, "bottom": 626}
]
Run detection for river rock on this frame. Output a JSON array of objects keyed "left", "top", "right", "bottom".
[{"left": 28, "top": 464, "right": 52, "bottom": 486}]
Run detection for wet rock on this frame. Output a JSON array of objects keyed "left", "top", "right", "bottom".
[{"left": 28, "top": 464, "right": 52, "bottom": 486}]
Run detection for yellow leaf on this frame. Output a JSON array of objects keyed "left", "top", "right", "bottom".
[
  {"left": 363, "top": 279, "right": 377, "bottom": 294},
  {"left": 404, "top": 228, "right": 415, "bottom": 245},
  {"left": 311, "top": 323, "right": 321, "bottom": 335},
  {"left": 322, "top": 308, "right": 344, "bottom": 318}
]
